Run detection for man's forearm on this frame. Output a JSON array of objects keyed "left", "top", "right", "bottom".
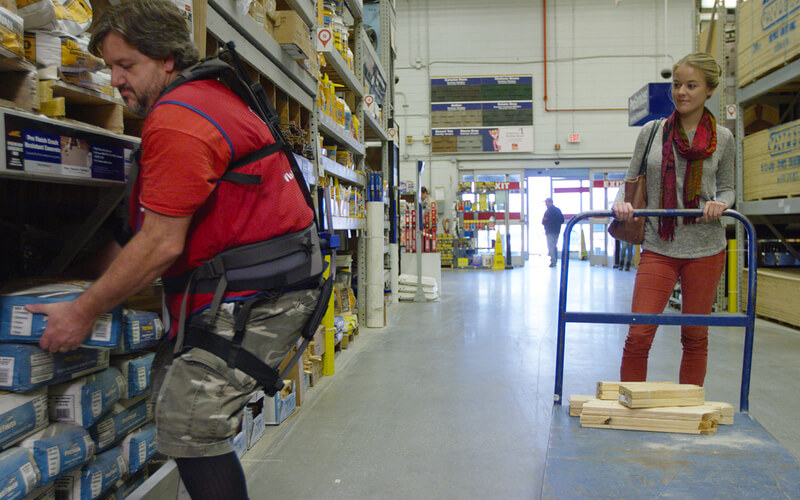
[{"left": 74, "top": 219, "right": 184, "bottom": 320}]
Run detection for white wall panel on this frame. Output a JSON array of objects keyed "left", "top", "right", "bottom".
[{"left": 395, "top": 0, "right": 697, "bottom": 203}]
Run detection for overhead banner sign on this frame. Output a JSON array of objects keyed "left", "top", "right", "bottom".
[{"left": 430, "top": 75, "right": 533, "bottom": 153}]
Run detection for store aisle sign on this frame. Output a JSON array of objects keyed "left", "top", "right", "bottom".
[
  {"left": 593, "top": 179, "right": 624, "bottom": 188},
  {"left": 431, "top": 74, "right": 533, "bottom": 153}
]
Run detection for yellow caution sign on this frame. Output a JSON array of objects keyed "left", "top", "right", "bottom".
[{"left": 492, "top": 231, "right": 505, "bottom": 270}]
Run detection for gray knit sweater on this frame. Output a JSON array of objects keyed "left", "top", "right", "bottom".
[{"left": 614, "top": 118, "right": 736, "bottom": 259}]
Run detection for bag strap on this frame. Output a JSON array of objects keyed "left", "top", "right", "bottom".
[{"left": 638, "top": 120, "right": 662, "bottom": 177}]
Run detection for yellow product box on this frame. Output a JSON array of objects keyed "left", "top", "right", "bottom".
[
  {"left": 247, "top": 0, "right": 266, "bottom": 29},
  {"left": 0, "top": 6, "right": 24, "bottom": 57},
  {"left": 333, "top": 97, "right": 345, "bottom": 126},
  {"left": 24, "top": 31, "right": 105, "bottom": 71},
  {"left": 743, "top": 118, "right": 800, "bottom": 201}
]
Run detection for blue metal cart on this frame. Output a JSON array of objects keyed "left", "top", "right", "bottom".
[{"left": 541, "top": 209, "right": 800, "bottom": 499}]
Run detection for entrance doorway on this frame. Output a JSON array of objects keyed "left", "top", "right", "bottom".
[{"left": 526, "top": 169, "right": 626, "bottom": 266}]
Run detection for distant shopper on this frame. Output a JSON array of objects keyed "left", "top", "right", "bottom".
[
  {"left": 618, "top": 240, "right": 634, "bottom": 271},
  {"left": 613, "top": 52, "right": 735, "bottom": 386},
  {"left": 542, "top": 198, "right": 564, "bottom": 267},
  {"left": 420, "top": 186, "right": 430, "bottom": 208}
]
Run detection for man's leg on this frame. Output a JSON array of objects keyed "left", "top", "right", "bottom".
[
  {"left": 546, "top": 232, "right": 558, "bottom": 265},
  {"left": 176, "top": 453, "right": 249, "bottom": 500}
]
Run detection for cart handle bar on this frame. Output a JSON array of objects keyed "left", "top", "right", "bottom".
[{"left": 554, "top": 209, "right": 757, "bottom": 412}]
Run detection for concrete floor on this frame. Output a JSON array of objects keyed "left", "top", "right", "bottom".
[{"left": 242, "top": 259, "right": 800, "bottom": 499}]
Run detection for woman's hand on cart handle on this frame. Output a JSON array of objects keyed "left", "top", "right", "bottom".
[
  {"left": 699, "top": 200, "right": 729, "bottom": 223},
  {"left": 612, "top": 202, "right": 635, "bottom": 221}
]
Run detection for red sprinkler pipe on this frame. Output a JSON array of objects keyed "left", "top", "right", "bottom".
[{"left": 542, "top": 0, "right": 627, "bottom": 112}]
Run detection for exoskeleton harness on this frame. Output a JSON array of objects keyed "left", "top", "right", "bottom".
[{"left": 143, "top": 42, "right": 337, "bottom": 397}]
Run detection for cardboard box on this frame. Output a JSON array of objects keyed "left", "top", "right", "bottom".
[
  {"left": 273, "top": 10, "right": 313, "bottom": 60},
  {"left": 744, "top": 104, "right": 780, "bottom": 135},
  {"left": 244, "top": 390, "right": 265, "bottom": 449},
  {"left": 264, "top": 380, "right": 296, "bottom": 425},
  {"left": 231, "top": 414, "right": 248, "bottom": 459},
  {"left": 742, "top": 118, "right": 800, "bottom": 200},
  {"left": 738, "top": 0, "right": 800, "bottom": 87},
  {"left": 309, "top": 326, "right": 325, "bottom": 357}
]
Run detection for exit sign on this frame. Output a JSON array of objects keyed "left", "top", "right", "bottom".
[{"left": 568, "top": 133, "right": 580, "bottom": 143}]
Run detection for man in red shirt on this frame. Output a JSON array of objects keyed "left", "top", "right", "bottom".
[{"left": 25, "top": 2, "right": 317, "bottom": 498}]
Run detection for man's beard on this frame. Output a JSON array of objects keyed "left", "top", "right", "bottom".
[{"left": 121, "top": 80, "right": 161, "bottom": 117}]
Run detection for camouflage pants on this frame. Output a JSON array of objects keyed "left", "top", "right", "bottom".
[{"left": 153, "top": 288, "right": 319, "bottom": 458}]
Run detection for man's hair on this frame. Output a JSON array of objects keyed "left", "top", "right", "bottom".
[
  {"left": 545, "top": 198, "right": 553, "bottom": 203},
  {"left": 421, "top": 187, "right": 428, "bottom": 194},
  {"left": 89, "top": 0, "right": 200, "bottom": 70}
]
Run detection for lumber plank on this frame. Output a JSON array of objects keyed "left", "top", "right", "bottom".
[
  {"left": 568, "top": 395, "right": 595, "bottom": 417},
  {"left": 595, "top": 381, "right": 674, "bottom": 400},
  {"left": 618, "top": 382, "right": 704, "bottom": 408}
]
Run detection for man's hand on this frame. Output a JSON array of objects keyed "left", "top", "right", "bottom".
[
  {"left": 613, "top": 202, "right": 635, "bottom": 221},
  {"left": 698, "top": 200, "right": 728, "bottom": 223},
  {"left": 26, "top": 301, "right": 96, "bottom": 352}
]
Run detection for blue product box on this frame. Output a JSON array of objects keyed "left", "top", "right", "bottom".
[
  {"left": 54, "top": 447, "right": 126, "bottom": 500},
  {"left": 0, "top": 284, "right": 122, "bottom": 349},
  {"left": 47, "top": 367, "right": 125, "bottom": 428},
  {"left": 0, "top": 388, "right": 48, "bottom": 450},
  {"left": 0, "top": 345, "right": 110, "bottom": 392},
  {"left": 112, "top": 311, "right": 163, "bottom": 355},
  {"left": 19, "top": 424, "right": 95, "bottom": 484},
  {"left": 231, "top": 416, "right": 248, "bottom": 460},
  {"left": 110, "top": 353, "right": 154, "bottom": 399},
  {"left": 88, "top": 396, "right": 152, "bottom": 453},
  {"left": 265, "top": 381, "right": 296, "bottom": 426},
  {"left": 120, "top": 423, "right": 156, "bottom": 475},
  {"left": 0, "top": 447, "right": 39, "bottom": 499}
]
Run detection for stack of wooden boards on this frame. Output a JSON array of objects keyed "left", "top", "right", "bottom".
[{"left": 570, "top": 381, "right": 734, "bottom": 435}]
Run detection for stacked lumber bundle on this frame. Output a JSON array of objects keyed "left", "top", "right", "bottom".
[
  {"left": 570, "top": 382, "right": 734, "bottom": 435},
  {"left": 618, "top": 382, "right": 705, "bottom": 408},
  {"left": 580, "top": 400, "right": 720, "bottom": 435}
]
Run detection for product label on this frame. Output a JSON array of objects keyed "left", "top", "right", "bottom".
[
  {"left": 52, "top": 394, "right": 77, "bottom": 421},
  {"left": 0, "top": 357, "right": 14, "bottom": 387},
  {"left": 137, "top": 441, "right": 146, "bottom": 464},
  {"left": 91, "top": 388, "right": 102, "bottom": 417},
  {"left": 90, "top": 470, "right": 102, "bottom": 498},
  {"left": 20, "top": 462, "right": 37, "bottom": 492},
  {"left": 91, "top": 314, "right": 112, "bottom": 342},
  {"left": 9, "top": 306, "right": 33, "bottom": 337},
  {"left": 46, "top": 446, "right": 61, "bottom": 476},
  {"left": 29, "top": 352, "right": 54, "bottom": 384},
  {"left": 136, "top": 366, "right": 147, "bottom": 391},
  {"left": 132, "top": 320, "right": 141, "bottom": 344}
]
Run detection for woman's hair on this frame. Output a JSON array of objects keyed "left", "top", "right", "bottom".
[
  {"left": 89, "top": 0, "right": 199, "bottom": 70},
  {"left": 673, "top": 52, "right": 722, "bottom": 89}
]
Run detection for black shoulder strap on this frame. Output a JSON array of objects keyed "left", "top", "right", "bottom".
[{"left": 639, "top": 120, "right": 661, "bottom": 177}]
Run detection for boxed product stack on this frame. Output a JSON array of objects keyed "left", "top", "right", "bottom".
[
  {"left": 0, "top": 281, "right": 163, "bottom": 499},
  {"left": 0, "top": 0, "right": 24, "bottom": 58}
]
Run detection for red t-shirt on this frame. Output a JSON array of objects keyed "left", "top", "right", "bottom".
[{"left": 132, "top": 79, "right": 313, "bottom": 334}]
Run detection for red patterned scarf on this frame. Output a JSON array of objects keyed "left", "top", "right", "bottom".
[{"left": 658, "top": 108, "right": 717, "bottom": 240}]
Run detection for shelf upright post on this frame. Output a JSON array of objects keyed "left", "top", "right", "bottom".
[{"left": 414, "top": 161, "right": 427, "bottom": 302}]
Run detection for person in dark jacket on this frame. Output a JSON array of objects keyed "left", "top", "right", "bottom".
[{"left": 542, "top": 198, "right": 564, "bottom": 267}]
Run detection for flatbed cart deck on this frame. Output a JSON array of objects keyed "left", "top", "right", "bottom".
[{"left": 540, "top": 209, "right": 800, "bottom": 499}]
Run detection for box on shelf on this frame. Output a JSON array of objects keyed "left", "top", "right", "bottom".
[
  {"left": 738, "top": 0, "right": 800, "bottom": 87},
  {"left": 742, "top": 268, "right": 800, "bottom": 328},
  {"left": 742, "top": 118, "right": 800, "bottom": 200},
  {"left": 244, "top": 390, "right": 265, "bottom": 449},
  {"left": 0, "top": 387, "right": 48, "bottom": 450},
  {"left": 0, "top": 447, "right": 39, "bottom": 499},
  {"left": 0, "top": 344, "right": 110, "bottom": 392},
  {"left": 744, "top": 104, "right": 780, "bottom": 135},
  {"left": 273, "top": 10, "right": 313, "bottom": 61},
  {"left": 264, "top": 380, "right": 296, "bottom": 425},
  {"left": 0, "top": 7, "right": 24, "bottom": 58},
  {"left": 0, "top": 282, "right": 123, "bottom": 348},
  {"left": 19, "top": 423, "right": 95, "bottom": 484}
]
